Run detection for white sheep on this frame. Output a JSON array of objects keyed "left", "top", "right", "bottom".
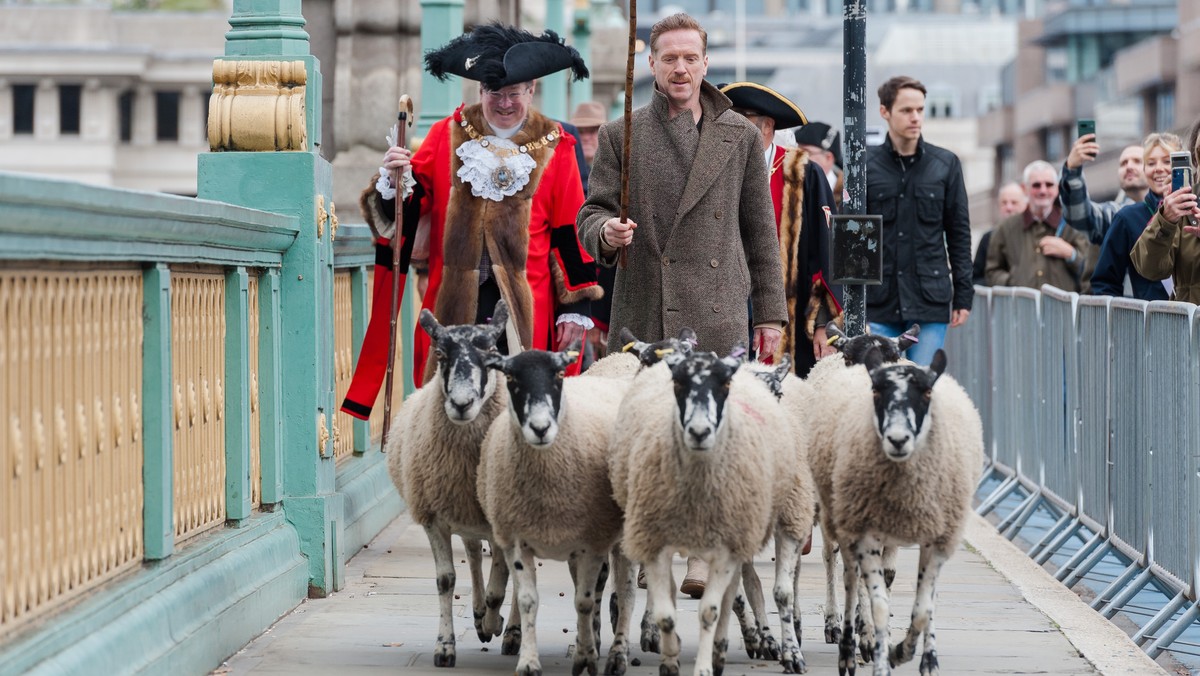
[
  {"left": 820, "top": 347, "right": 983, "bottom": 676},
  {"left": 477, "top": 346, "right": 633, "bottom": 676},
  {"left": 611, "top": 347, "right": 798, "bottom": 676},
  {"left": 584, "top": 327, "right": 699, "bottom": 381},
  {"left": 384, "top": 302, "right": 519, "bottom": 666}
]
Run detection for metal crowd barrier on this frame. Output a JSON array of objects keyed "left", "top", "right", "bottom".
[{"left": 944, "top": 284, "right": 1200, "bottom": 660}]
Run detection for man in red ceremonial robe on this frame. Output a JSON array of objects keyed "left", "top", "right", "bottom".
[
  {"left": 341, "top": 25, "right": 601, "bottom": 420},
  {"left": 720, "top": 82, "right": 842, "bottom": 378}
]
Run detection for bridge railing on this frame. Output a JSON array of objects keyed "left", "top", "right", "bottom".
[
  {"left": 0, "top": 173, "right": 407, "bottom": 653},
  {"left": 949, "top": 284, "right": 1200, "bottom": 658}
]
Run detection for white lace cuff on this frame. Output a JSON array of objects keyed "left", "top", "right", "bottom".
[
  {"left": 556, "top": 313, "right": 595, "bottom": 330},
  {"left": 376, "top": 168, "right": 415, "bottom": 202}
]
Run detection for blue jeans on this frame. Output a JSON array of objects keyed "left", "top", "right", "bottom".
[{"left": 868, "top": 321, "right": 947, "bottom": 366}]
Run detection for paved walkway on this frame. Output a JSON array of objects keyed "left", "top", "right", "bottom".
[{"left": 215, "top": 512, "right": 1168, "bottom": 676}]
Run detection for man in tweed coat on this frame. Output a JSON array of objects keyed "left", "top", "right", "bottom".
[
  {"left": 577, "top": 12, "right": 787, "bottom": 361},
  {"left": 576, "top": 12, "right": 787, "bottom": 597}
]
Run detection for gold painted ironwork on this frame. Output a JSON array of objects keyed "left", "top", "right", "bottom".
[
  {"left": 248, "top": 274, "right": 262, "bottom": 508},
  {"left": 317, "top": 413, "right": 330, "bottom": 457},
  {"left": 333, "top": 271, "right": 356, "bottom": 463},
  {"left": 329, "top": 201, "right": 340, "bottom": 241},
  {"left": 208, "top": 60, "right": 308, "bottom": 152},
  {"left": 316, "top": 195, "right": 327, "bottom": 240},
  {"left": 1, "top": 269, "right": 144, "bottom": 635},
  {"left": 171, "top": 272, "right": 226, "bottom": 542}
]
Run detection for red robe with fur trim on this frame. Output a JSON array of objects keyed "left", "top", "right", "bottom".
[
  {"left": 341, "top": 105, "right": 600, "bottom": 419},
  {"left": 769, "top": 145, "right": 842, "bottom": 377}
]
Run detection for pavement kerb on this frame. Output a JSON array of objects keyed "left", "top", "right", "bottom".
[{"left": 963, "top": 512, "right": 1167, "bottom": 675}]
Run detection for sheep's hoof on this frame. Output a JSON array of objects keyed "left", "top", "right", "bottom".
[
  {"left": 888, "top": 641, "right": 915, "bottom": 667},
  {"left": 918, "top": 650, "right": 939, "bottom": 676},
  {"left": 657, "top": 663, "right": 680, "bottom": 676},
  {"left": 739, "top": 625, "right": 761, "bottom": 658},
  {"left": 604, "top": 649, "right": 628, "bottom": 676},
  {"left": 516, "top": 660, "right": 543, "bottom": 676},
  {"left": 474, "top": 610, "right": 494, "bottom": 642},
  {"left": 501, "top": 626, "right": 522, "bottom": 655},
  {"left": 433, "top": 639, "right": 456, "bottom": 668},
  {"left": 780, "top": 646, "right": 806, "bottom": 674},
  {"left": 759, "top": 633, "right": 780, "bottom": 661},
  {"left": 824, "top": 622, "right": 841, "bottom": 645},
  {"left": 572, "top": 653, "right": 598, "bottom": 676},
  {"left": 859, "top": 635, "right": 876, "bottom": 664},
  {"left": 713, "top": 637, "right": 728, "bottom": 676},
  {"left": 640, "top": 613, "right": 661, "bottom": 653},
  {"left": 838, "top": 635, "right": 857, "bottom": 676}
]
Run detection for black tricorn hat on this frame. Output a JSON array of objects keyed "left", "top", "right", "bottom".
[
  {"left": 425, "top": 23, "right": 589, "bottom": 90},
  {"left": 718, "top": 82, "right": 808, "bottom": 129},
  {"left": 794, "top": 122, "right": 843, "bottom": 168}
]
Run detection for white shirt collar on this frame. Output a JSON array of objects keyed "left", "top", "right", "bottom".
[{"left": 764, "top": 143, "right": 776, "bottom": 169}]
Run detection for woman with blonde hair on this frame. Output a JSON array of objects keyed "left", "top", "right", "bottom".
[
  {"left": 1091, "top": 132, "right": 1183, "bottom": 299},
  {"left": 1131, "top": 123, "right": 1200, "bottom": 303}
]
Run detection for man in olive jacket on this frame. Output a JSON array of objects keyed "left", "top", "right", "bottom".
[
  {"left": 578, "top": 13, "right": 787, "bottom": 359},
  {"left": 866, "top": 76, "right": 972, "bottom": 365}
]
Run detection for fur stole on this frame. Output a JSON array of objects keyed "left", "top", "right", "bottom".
[{"left": 778, "top": 147, "right": 808, "bottom": 363}]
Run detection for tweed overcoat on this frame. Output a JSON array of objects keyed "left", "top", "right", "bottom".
[{"left": 578, "top": 82, "right": 787, "bottom": 356}]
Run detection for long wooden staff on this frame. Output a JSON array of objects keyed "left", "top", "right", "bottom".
[
  {"left": 618, "top": 0, "right": 636, "bottom": 269},
  {"left": 382, "top": 95, "right": 414, "bottom": 445}
]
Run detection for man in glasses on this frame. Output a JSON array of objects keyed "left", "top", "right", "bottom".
[
  {"left": 985, "top": 160, "right": 1091, "bottom": 292},
  {"left": 1060, "top": 134, "right": 1149, "bottom": 245},
  {"left": 341, "top": 24, "right": 602, "bottom": 417},
  {"left": 865, "top": 75, "right": 972, "bottom": 365}
]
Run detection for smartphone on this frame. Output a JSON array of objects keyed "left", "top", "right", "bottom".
[
  {"left": 1172, "top": 152, "right": 1192, "bottom": 192},
  {"left": 1077, "top": 119, "right": 1095, "bottom": 139}
]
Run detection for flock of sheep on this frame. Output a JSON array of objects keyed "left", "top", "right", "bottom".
[{"left": 387, "top": 300, "right": 984, "bottom": 676}]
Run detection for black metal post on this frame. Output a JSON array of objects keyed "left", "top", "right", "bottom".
[{"left": 842, "top": 0, "right": 867, "bottom": 336}]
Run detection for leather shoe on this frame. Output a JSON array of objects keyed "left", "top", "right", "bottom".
[{"left": 679, "top": 557, "right": 708, "bottom": 598}]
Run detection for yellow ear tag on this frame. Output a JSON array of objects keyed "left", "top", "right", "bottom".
[
  {"left": 654, "top": 348, "right": 675, "bottom": 358},
  {"left": 825, "top": 335, "right": 840, "bottom": 346},
  {"left": 567, "top": 351, "right": 580, "bottom": 359},
  {"left": 621, "top": 342, "right": 637, "bottom": 353}
]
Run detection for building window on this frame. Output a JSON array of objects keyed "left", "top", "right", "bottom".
[
  {"left": 59, "top": 84, "right": 82, "bottom": 135},
  {"left": 13, "top": 84, "right": 35, "bottom": 135},
  {"left": 1155, "top": 87, "right": 1175, "bottom": 134},
  {"left": 156, "top": 90, "right": 180, "bottom": 142},
  {"left": 118, "top": 90, "right": 134, "bottom": 142},
  {"left": 1043, "top": 127, "right": 1065, "bottom": 165}
]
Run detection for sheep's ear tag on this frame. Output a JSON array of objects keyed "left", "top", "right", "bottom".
[
  {"left": 825, "top": 335, "right": 840, "bottom": 346},
  {"left": 621, "top": 341, "right": 637, "bottom": 353},
  {"left": 567, "top": 351, "right": 580, "bottom": 359},
  {"left": 654, "top": 348, "right": 675, "bottom": 358}
]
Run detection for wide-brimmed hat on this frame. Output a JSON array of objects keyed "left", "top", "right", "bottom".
[
  {"left": 425, "top": 23, "right": 589, "bottom": 90},
  {"left": 794, "top": 121, "right": 843, "bottom": 168},
  {"left": 570, "top": 101, "right": 607, "bottom": 128},
  {"left": 718, "top": 82, "right": 807, "bottom": 129}
]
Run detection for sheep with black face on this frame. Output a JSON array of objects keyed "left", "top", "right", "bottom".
[
  {"left": 477, "top": 345, "right": 633, "bottom": 676},
  {"left": 384, "top": 301, "right": 519, "bottom": 667},
  {"left": 820, "top": 347, "right": 983, "bottom": 676},
  {"left": 611, "top": 347, "right": 798, "bottom": 676}
]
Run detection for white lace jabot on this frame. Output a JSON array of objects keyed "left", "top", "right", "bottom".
[{"left": 456, "top": 136, "right": 538, "bottom": 202}]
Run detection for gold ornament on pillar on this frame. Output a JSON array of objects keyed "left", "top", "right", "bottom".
[{"left": 208, "top": 60, "right": 308, "bottom": 151}]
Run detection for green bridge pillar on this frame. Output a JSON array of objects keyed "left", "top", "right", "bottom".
[
  {"left": 197, "top": 0, "right": 344, "bottom": 596},
  {"left": 418, "top": 0, "right": 464, "bottom": 137}
]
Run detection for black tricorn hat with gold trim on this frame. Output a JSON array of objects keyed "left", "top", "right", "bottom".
[
  {"left": 425, "top": 23, "right": 589, "bottom": 90},
  {"left": 718, "top": 82, "right": 808, "bottom": 129}
]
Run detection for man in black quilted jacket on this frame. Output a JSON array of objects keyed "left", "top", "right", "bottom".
[{"left": 865, "top": 75, "right": 973, "bottom": 365}]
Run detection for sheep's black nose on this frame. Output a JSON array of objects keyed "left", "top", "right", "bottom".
[
  {"left": 888, "top": 435, "right": 907, "bottom": 451},
  {"left": 529, "top": 421, "right": 550, "bottom": 439},
  {"left": 688, "top": 427, "right": 711, "bottom": 444},
  {"left": 451, "top": 399, "right": 471, "bottom": 415}
]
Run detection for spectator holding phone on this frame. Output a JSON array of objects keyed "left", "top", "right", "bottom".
[
  {"left": 1092, "top": 133, "right": 1181, "bottom": 299},
  {"left": 1060, "top": 120, "right": 1150, "bottom": 245},
  {"left": 1131, "top": 123, "right": 1200, "bottom": 304}
]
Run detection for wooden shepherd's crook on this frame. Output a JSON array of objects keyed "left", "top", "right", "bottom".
[
  {"left": 618, "top": 0, "right": 636, "bottom": 269},
  {"left": 382, "top": 95, "right": 414, "bottom": 445}
]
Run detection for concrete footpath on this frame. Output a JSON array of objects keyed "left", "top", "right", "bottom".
[{"left": 214, "top": 512, "right": 1167, "bottom": 676}]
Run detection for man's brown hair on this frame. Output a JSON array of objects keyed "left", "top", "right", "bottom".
[
  {"left": 650, "top": 13, "right": 707, "bottom": 55},
  {"left": 877, "top": 76, "right": 927, "bottom": 111}
]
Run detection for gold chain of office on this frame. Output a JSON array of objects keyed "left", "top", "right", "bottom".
[{"left": 459, "top": 119, "right": 558, "bottom": 157}]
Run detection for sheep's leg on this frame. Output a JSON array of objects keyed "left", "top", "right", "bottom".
[
  {"left": 821, "top": 517, "right": 842, "bottom": 644},
  {"left": 712, "top": 564, "right": 741, "bottom": 676},
  {"left": 837, "top": 538, "right": 859, "bottom": 676},
  {"left": 593, "top": 557, "right": 609, "bottom": 655},
  {"left": 501, "top": 569, "right": 523, "bottom": 655},
  {"left": 640, "top": 560, "right": 664, "bottom": 654},
  {"left": 464, "top": 538, "right": 491, "bottom": 642},
  {"left": 855, "top": 535, "right": 892, "bottom": 676},
  {"left": 694, "top": 551, "right": 738, "bottom": 676},
  {"left": 889, "top": 545, "right": 946, "bottom": 676},
  {"left": 424, "top": 525, "right": 457, "bottom": 668},
  {"left": 605, "top": 547, "right": 635, "bottom": 676},
  {"left": 731, "top": 579, "right": 758, "bottom": 659},
  {"left": 482, "top": 539, "right": 511, "bottom": 641},
  {"left": 856, "top": 571, "right": 876, "bottom": 663},
  {"left": 773, "top": 534, "right": 805, "bottom": 674},
  {"left": 570, "top": 553, "right": 605, "bottom": 676},
  {"left": 644, "top": 551, "right": 679, "bottom": 675},
  {"left": 742, "top": 561, "right": 776, "bottom": 659},
  {"left": 507, "top": 543, "right": 543, "bottom": 676}
]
